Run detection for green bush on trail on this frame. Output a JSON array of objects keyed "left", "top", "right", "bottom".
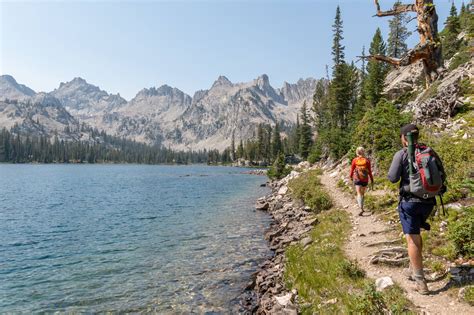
[
  {"left": 353, "top": 99, "right": 411, "bottom": 175},
  {"left": 267, "top": 152, "right": 291, "bottom": 180},
  {"left": 422, "top": 131, "right": 474, "bottom": 203},
  {"left": 447, "top": 206, "right": 474, "bottom": 258},
  {"left": 288, "top": 169, "right": 332, "bottom": 213}
]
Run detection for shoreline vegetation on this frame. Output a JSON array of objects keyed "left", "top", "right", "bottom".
[
  {"left": 241, "top": 163, "right": 414, "bottom": 313},
  {"left": 244, "top": 159, "right": 473, "bottom": 313}
]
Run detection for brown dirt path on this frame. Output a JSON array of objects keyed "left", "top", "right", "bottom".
[{"left": 320, "top": 169, "right": 472, "bottom": 315}]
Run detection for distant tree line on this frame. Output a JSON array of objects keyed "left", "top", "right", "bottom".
[{"left": 0, "top": 127, "right": 212, "bottom": 164}]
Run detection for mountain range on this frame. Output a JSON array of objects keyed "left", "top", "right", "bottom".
[{"left": 0, "top": 74, "right": 319, "bottom": 150}]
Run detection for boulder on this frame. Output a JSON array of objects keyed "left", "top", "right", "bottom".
[
  {"left": 278, "top": 185, "right": 288, "bottom": 195},
  {"left": 375, "top": 276, "right": 394, "bottom": 291},
  {"left": 256, "top": 201, "right": 270, "bottom": 210}
]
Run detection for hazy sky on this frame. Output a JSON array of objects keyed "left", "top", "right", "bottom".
[{"left": 0, "top": 0, "right": 460, "bottom": 99}]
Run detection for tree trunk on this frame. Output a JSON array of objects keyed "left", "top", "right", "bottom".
[{"left": 364, "top": 0, "right": 442, "bottom": 87}]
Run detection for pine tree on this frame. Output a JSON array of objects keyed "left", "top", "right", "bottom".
[
  {"left": 271, "top": 122, "right": 283, "bottom": 158},
  {"left": 299, "top": 102, "right": 312, "bottom": 159},
  {"left": 257, "top": 124, "right": 265, "bottom": 161},
  {"left": 291, "top": 115, "right": 301, "bottom": 153},
  {"left": 364, "top": 28, "right": 388, "bottom": 107},
  {"left": 459, "top": 2, "right": 473, "bottom": 33},
  {"left": 332, "top": 6, "right": 345, "bottom": 69},
  {"left": 237, "top": 139, "right": 244, "bottom": 159},
  {"left": 360, "top": 46, "right": 367, "bottom": 78},
  {"left": 230, "top": 131, "right": 236, "bottom": 161},
  {"left": 443, "top": 2, "right": 461, "bottom": 60},
  {"left": 387, "top": 1, "right": 412, "bottom": 58}
]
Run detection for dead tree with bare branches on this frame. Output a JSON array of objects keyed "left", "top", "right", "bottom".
[{"left": 361, "top": 0, "right": 443, "bottom": 87}]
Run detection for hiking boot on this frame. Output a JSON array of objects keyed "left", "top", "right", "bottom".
[
  {"left": 403, "top": 267, "right": 415, "bottom": 281},
  {"left": 358, "top": 210, "right": 364, "bottom": 216},
  {"left": 414, "top": 278, "right": 429, "bottom": 295}
]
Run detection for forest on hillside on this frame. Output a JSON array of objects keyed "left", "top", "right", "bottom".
[{"left": 231, "top": 1, "right": 473, "bottom": 180}]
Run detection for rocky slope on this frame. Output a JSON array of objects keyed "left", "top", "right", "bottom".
[
  {"left": 50, "top": 77, "right": 127, "bottom": 119},
  {"left": 0, "top": 75, "right": 36, "bottom": 101},
  {"left": 0, "top": 97, "right": 80, "bottom": 140},
  {"left": 384, "top": 59, "right": 473, "bottom": 123},
  {"left": 0, "top": 74, "right": 318, "bottom": 150}
]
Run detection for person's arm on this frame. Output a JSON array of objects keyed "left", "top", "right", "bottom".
[
  {"left": 349, "top": 159, "right": 355, "bottom": 180},
  {"left": 387, "top": 151, "right": 403, "bottom": 183}
]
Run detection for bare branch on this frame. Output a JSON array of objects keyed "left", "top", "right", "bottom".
[
  {"left": 373, "top": 0, "right": 416, "bottom": 17},
  {"left": 357, "top": 55, "right": 402, "bottom": 66}
]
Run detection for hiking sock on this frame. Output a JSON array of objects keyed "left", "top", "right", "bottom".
[
  {"left": 413, "top": 269, "right": 424, "bottom": 280},
  {"left": 361, "top": 196, "right": 365, "bottom": 211},
  {"left": 357, "top": 196, "right": 362, "bottom": 209}
]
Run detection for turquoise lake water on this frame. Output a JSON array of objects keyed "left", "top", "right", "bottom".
[{"left": 0, "top": 165, "right": 271, "bottom": 313}]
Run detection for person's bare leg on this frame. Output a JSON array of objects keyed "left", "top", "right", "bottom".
[
  {"left": 406, "top": 234, "right": 429, "bottom": 294},
  {"left": 406, "top": 234, "right": 423, "bottom": 270},
  {"left": 360, "top": 186, "right": 366, "bottom": 212},
  {"left": 355, "top": 185, "right": 364, "bottom": 215}
]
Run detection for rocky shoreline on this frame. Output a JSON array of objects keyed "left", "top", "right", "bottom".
[{"left": 238, "top": 163, "right": 319, "bottom": 314}]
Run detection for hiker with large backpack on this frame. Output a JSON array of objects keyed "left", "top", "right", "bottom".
[
  {"left": 349, "top": 147, "right": 374, "bottom": 216},
  {"left": 388, "top": 124, "right": 446, "bottom": 295}
]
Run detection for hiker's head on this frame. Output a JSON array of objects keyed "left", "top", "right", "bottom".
[
  {"left": 400, "top": 124, "right": 419, "bottom": 147},
  {"left": 356, "top": 146, "right": 365, "bottom": 157}
]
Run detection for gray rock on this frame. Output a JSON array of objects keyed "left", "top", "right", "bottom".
[{"left": 375, "top": 276, "right": 394, "bottom": 291}]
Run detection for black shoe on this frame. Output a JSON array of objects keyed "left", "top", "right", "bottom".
[{"left": 421, "top": 222, "right": 431, "bottom": 231}]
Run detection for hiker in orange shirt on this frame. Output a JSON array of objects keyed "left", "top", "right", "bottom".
[{"left": 349, "top": 147, "right": 374, "bottom": 216}]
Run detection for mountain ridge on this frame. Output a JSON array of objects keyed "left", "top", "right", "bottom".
[{"left": 0, "top": 73, "right": 319, "bottom": 150}]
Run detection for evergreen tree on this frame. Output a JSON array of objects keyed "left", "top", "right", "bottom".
[
  {"left": 271, "top": 122, "right": 283, "bottom": 158},
  {"left": 237, "top": 139, "right": 244, "bottom": 159},
  {"left": 360, "top": 46, "right": 367, "bottom": 78},
  {"left": 230, "top": 131, "right": 236, "bottom": 161},
  {"left": 364, "top": 28, "right": 388, "bottom": 107},
  {"left": 299, "top": 102, "right": 312, "bottom": 159},
  {"left": 291, "top": 115, "right": 301, "bottom": 153},
  {"left": 387, "top": 1, "right": 412, "bottom": 58},
  {"left": 442, "top": 2, "right": 461, "bottom": 60},
  {"left": 459, "top": 2, "right": 473, "bottom": 33},
  {"left": 257, "top": 124, "right": 265, "bottom": 161},
  {"left": 332, "top": 6, "right": 345, "bottom": 69},
  {"left": 312, "top": 80, "right": 329, "bottom": 130},
  {"left": 267, "top": 152, "right": 290, "bottom": 180}
]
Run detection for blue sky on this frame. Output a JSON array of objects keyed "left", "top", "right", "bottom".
[{"left": 0, "top": 0, "right": 461, "bottom": 100}]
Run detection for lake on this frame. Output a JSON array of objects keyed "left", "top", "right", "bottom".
[{"left": 0, "top": 165, "right": 271, "bottom": 313}]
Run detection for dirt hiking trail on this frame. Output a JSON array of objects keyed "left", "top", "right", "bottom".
[{"left": 321, "top": 170, "right": 472, "bottom": 315}]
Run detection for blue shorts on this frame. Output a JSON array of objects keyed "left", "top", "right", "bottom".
[{"left": 398, "top": 202, "right": 434, "bottom": 234}]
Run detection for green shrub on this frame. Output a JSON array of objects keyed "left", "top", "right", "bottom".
[
  {"left": 288, "top": 170, "right": 333, "bottom": 213},
  {"left": 338, "top": 260, "right": 366, "bottom": 279},
  {"left": 267, "top": 152, "right": 291, "bottom": 180},
  {"left": 465, "top": 286, "right": 474, "bottom": 306},
  {"left": 449, "top": 44, "right": 471, "bottom": 71},
  {"left": 351, "top": 284, "right": 387, "bottom": 314},
  {"left": 353, "top": 100, "right": 411, "bottom": 175},
  {"left": 447, "top": 206, "right": 474, "bottom": 258},
  {"left": 423, "top": 132, "right": 474, "bottom": 203},
  {"left": 307, "top": 142, "right": 322, "bottom": 164}
]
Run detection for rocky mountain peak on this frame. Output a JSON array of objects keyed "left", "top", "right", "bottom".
[
  {"left": 212, "top": 75, "right": 233, "bottom": 88},
  {"left": 256, "top": 74, "right": 270, "bottom": 89},
  {"left": 0, "top": 74, "right": 36, "bottom": 100},
  {"left": 51, "top": 77, "right": 126, "bottom": 113}
]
